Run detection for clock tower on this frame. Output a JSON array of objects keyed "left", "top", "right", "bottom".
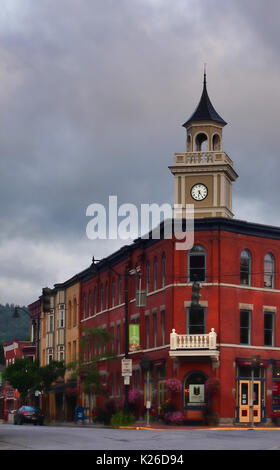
[{"left": 170, "top": 72, "right": 238, "bottom": 219}]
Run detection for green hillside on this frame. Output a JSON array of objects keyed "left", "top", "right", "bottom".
[{"left": 0, "top": 304, "right": 30, "bottom": 344}]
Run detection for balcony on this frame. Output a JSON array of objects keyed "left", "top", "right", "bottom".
[
  {"left": 173, "top": 151, "right": 233, "bottom": 166},
  {"left": 169, "top": 328, "right": 219, "bottom": 363}
]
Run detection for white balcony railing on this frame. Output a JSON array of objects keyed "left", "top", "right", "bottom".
[
  {"left": 170, "top": 328, "right": 217, "bottom": 351},
  {"left": 174, "top": 151, "right": 233, "bottom": 167}
]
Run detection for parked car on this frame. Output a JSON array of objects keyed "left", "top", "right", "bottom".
[{"left": 14, "top": 406, "right": 44, "bottom": 425}]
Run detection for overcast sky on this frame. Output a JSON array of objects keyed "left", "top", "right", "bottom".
[{"left": 0, "top": 0, "right": 280, "bottom": 305}]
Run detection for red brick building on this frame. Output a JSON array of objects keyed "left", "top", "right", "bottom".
[
  {"left": 3, "top": 339, "right": 36, "bottom": 421},
  {"left": 78, "top": 218, "right": 280, "bottom": 425}
]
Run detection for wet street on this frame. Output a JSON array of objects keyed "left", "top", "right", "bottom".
[{"left": 1, "top": 423, "right": 280, "bottom": 451}]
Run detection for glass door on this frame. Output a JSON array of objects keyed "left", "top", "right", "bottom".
[{"left": 239, "top": 380, "right": 261, "bottom": 423}]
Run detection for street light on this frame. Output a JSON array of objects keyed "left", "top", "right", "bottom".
[
  {"left": 12, "top": 306, "right": 30, "bottom": 319},
  {"left": 251, "top": 355, "right": 260, "bottom": 428}
]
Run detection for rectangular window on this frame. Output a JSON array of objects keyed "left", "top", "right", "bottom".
[
  {"left": 60, "top": 311, "right": 64, "bottom": 328},
  {"left": 118, "top": 276, "right": 122, "bottom": 304},
  {"left": 146, "top": 262, "right": 150, "bottom": 293},
  {"left": 264, "top": 311, "right": 274, "bottom": 346},
  {"left": 100, "top": 286, "right": 103, "bottom": 312},
  {"left": 240, "top": 310, "right": 251, "bottom": 345},
  {"left": 187, "top": 307, "right": 205, "bottom": 335},
  {"left": 94, "top": 288, "right": 97, "bottom": 314},
  {"left": 88, "top": 291, "right": 92, "bottom": 316},
  {"left": 111, "top": 325, "right": 114, "bottom": 353},
  {"left": 145, "top": 315, "right": 150, "bottom": 349},
  {"left": 189, "top": 250, "right": 206, "bottom": 282},
  {"left": 153, "top": 311, "right": 157, "bottom": 348},
  {"left": 161, "top": 310, "right": 165, "bottom": 345},
  {"left": 117, "top": 324, "right": 121, "bottom": 355},
  {"left": 112, "top": 279, "right": 115, "bottom": 307},
  {"left": 116, "top": 372, "right": 121, "bottom": 396},
  {"left": 83, "top": 294, "right": 86, "bottom": 319}
]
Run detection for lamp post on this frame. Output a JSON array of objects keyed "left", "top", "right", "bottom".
[
  {"left": 251, "top": 355, "right": 260, "bottom": 428},
  {"left": 91, "top": 257, "right": 145, "bottom": 415}
]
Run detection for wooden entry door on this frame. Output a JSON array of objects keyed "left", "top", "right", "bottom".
[{"left": 239, "top": 380, "right": 261, "bottom": 423}]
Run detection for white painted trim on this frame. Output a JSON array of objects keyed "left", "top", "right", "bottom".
[
  {"left": 4, "top": 342, "right": 18, "bottom": 353},
  {"left": 219, "top": 343, "right": 280, "bottom": 351}
]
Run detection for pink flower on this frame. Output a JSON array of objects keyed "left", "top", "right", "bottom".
[
  {"left": 128, "top": 389, "right": 141, "bottom": 404},
  {"left": 165, "top": 378, "right": 182, "bottom": 393}
]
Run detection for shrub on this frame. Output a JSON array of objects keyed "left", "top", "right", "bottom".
[
  {"left": 111, "top": 411, "right": 136, "bottom": 429},
  {"left": 164, "top": 411, "right": 185, "bottom": 425}
]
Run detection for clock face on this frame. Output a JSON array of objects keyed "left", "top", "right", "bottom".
[{"left": 191, "top": 183, "right": 208, "bottom": 201}]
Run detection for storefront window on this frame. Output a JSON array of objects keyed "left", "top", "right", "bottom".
[
  {"left": 239, "top": 366, "right": 261, "bottom": 378},
  {"left": 272, "top": 366, "right": 280, "bottom": 407},
  {"left": 184, "top": 372, "right": 206, "bottom": 407}
]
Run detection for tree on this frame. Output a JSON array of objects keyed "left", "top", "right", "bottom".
[
  {"left": 3, "top": 358, "right": 65, "bottom": 403},
  {"left": 3, "top": 358, "right": 39, "bottom": 402},
  {"left": 37, "top": 361, "right": 65, "bottom": 394},
  {"left": 67, "top": 326, "right": 116, "bottom": 395}
]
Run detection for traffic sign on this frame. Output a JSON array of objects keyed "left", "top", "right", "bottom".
[{"left": 122, "top": 358, "right": 132, "bottom": 376}]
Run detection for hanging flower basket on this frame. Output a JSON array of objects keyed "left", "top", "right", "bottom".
[
  {"left": 205, "top": 378, "right": 220, "bottom": 395},
  {"left": 128, "top": 389, "right": 141, "bottom": 404},
  {"left": 165, "top": 378, "right": 182, "bottom": 393}
]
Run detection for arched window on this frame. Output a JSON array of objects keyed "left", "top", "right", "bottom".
[
  {"left": 240, "top": 250, "right": 252, "bottom": 286},
  {"left": 188, "top": 245, "right": 206, "bottom": 282},
  {"left": 212, "top": 134, "right": 221, "bottom": 151},
  {"left": 153, "top": 257, "right": 158, "bottom": 291},
  {"left": 195, "top": 133, "right": 208, "bottom": 152},
  {"left": 183, "top": 371, "right": 207, "bottom": 408},
  {"left": 161, "top": 252, "right": 166, "bottom": 288},
  {"left": 264, "top": 253, "right": 275, "bottom": 288}
]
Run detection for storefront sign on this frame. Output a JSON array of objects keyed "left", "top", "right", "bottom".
[
  {"left": 189, "top": 384, "right": 204, "bottom": 403},
  {"left": 129, "top": 324, "right": 140, "bottom": 351}
]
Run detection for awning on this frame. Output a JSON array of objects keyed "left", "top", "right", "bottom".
[{"left": 236, "top": 357, "right": 270, "bottom": 367}]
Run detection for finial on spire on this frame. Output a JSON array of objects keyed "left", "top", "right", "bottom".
[{"left": 203, "top": 63, "right": 207, "bottom": 86}]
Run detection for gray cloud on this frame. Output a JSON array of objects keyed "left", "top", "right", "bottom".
[{"left": 0, "top": 0, "right": 279, "bottom": 304}]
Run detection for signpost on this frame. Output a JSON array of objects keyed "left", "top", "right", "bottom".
[
  {"left": 122, "top": 358, "right": 132, "bottom": 376},
  {"left": 251, "top": 355, "right": 260, "bottom": 427}
]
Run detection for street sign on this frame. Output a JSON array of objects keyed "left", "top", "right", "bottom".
[
  {"left": 124, "top": 376, "right": 130, "bottom": 385},
  {"left": 122, "top": 358, "right": 132, "bottom": 376}
]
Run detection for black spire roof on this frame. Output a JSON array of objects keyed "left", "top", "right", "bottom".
[{"left": 183, "top": 73, "right": 227, "bottom": 128}]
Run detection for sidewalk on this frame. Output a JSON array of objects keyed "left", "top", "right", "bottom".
[{"left": 45, "top": 419, "right": 280, "bottom": 431}]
